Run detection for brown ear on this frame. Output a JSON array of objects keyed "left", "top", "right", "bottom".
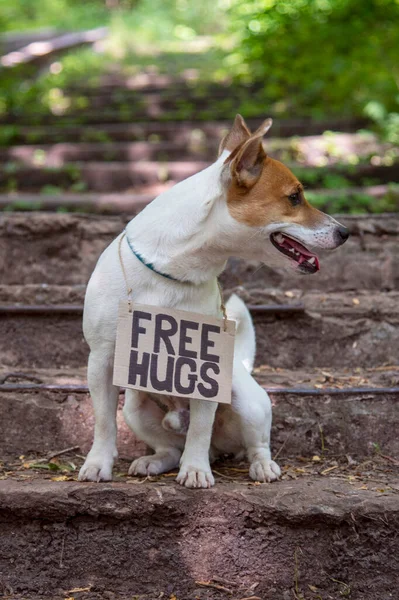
[
  {"left": 230, "top": 118, "right": 273, "bottom": 188},
  {"left": 218, "top": 114, "right": 251, "bottom": 156}
]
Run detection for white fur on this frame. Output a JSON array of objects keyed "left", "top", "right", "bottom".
[{"left": 79, "top": 148, "right": 344, "bottom": 488}]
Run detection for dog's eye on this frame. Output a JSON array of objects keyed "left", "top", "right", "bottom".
[{"left": 288, "top": 192, "right": 301, "bottom": 206}]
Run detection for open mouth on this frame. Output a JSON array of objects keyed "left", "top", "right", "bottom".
[{"left": 270, "top": 232, "right": 320, "bottom": 274}]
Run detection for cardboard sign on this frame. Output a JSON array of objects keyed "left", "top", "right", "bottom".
[{"left": 113, "top": 302, "right": 236, "bottom": 404}]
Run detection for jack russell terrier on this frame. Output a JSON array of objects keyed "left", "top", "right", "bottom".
[{"left": 79, "top": 115, "right": 349, "bottom": 488}]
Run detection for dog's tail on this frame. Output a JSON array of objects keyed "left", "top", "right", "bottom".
[{"left": 226, "top": 293, "right": 256, "bottom": 373}]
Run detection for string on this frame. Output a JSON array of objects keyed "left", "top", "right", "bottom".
[
  {"left": 217, "top": 279, "right": 228, "bottom": 332},
  {"left": 118, "top": 231, "right": 228, "bottom": 330},
  {"left": 118, "top": 232, "right": 133, "bottom": 313}
]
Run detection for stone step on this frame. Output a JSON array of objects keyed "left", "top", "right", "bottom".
[
  {"left": 65, "top": 79, "right": 265, "bottom": 94},
  {"left": 0, "top": 285, "right": 397, "bottom": 370},
  {"left": 0, "top": 131, "right": 392, "bottom": 166},
  {"left": 1, "top": 184, "right": 397, "bottom": 215},
  {"left": 0, "top": 160, "right": 209, "bottom": 192},
  {"left": 0, "top": 28, "right": 61, "bottom": 54},
  {"left": 0, "top": 104, "right": 372, "bottom": 125},
  {"left": 1, "top": 213, "right": 398, "bottom": 291},
  {"left": 0, "top": 468, "right": 397, "bottom": 599},
  {"left": 0, "top": 27, "right": 108, "bottom": 68},
  {"left": 0, "top": 191, "right": 154, "bottom": 213},
  {"left": 1, "top": 107, "right": 242, "bottom": 125},
  {"left": 2, "top": 118, "right": 369, "bottom": 146},
  {"left": 0, "top": 141, "right": 215, "bottom": 164},
  {"left": 0, "top": 366, "right": 398, "bottom": 459},
  {"left": 1, "top": 160, "right": 398, "bottom": 193}
]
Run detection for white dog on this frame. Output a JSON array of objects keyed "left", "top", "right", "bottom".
[{"left": 79, "top": 115, "right": 348, "bottom": 488}]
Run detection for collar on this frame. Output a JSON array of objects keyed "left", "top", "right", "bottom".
[{"left": 125, "top": 232, "right": 185, "bottom": 283}]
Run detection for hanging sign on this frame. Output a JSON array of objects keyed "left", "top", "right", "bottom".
[{"left": 113, "top": 302, "right": 235, "bottom": 404}]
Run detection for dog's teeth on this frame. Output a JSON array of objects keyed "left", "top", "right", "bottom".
[
  {"left": 276, "top": 234, "right": 284, "bottom": 243},
  {"left": 308, "top": 257, "right": 316, "bottom": 265},
  {"left": 289, "top": 248, "right": 295, "bottom": 253}
]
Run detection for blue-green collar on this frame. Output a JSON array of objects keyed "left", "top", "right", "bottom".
[{"left": 125, "top": 233, "right": 183, "bottom": 283}]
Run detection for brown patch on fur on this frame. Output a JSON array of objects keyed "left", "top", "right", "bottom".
[
  {"left": 227, "top": 156, "right": 325, "bottom": 228},
  {"left": 218, "top": 114, "right": 251, "bottom": 156}
]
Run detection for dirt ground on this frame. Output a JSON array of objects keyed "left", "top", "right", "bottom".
[{"left": 0, "top": 452, "right": 398, "bottom": 600}]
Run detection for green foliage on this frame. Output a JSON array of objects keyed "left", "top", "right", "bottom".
[
  {"left": 227, "top": 0, "right": 399, "bottom": 120},
  {"left": 40, "top": 185, "right": 63, "bottom": 195},
  {"left": 107, "top": 0, "right": 227, "bottom": 49},
  {"left": 0, "top": 0, "right": 131, "bottom": 32},
  {"left": 364, "top": 101, "right": 399, "bottom": 144},
  {"left": 307, "top": 185, "right": 399, "bottom": 214}
]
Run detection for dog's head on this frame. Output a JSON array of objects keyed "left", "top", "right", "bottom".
[{"left": 219, "top": 115, "right": 349, "bottom": 273}]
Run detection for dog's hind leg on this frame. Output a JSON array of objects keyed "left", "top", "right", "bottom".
[
  {"left": 79, "top": 348, "right": 119, "bottom": 482},
  {"left": 232, "top": 360, "right": 281, "bottom": 483},
  {"left": 124, "top": 389, "right": 184, "bottom": 476}
]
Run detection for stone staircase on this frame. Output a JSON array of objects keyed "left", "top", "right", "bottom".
[{"left": 0, "top": 75, "right": 398, "bottom": 600}]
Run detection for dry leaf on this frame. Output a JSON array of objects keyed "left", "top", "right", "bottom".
[
  {"left": 51, "top": 475, "right": 70, "bottom": 482},
  {"left": 352, "top": 298, "right": 360, "bottom": 305},
  {"left": 285, "top": 291, "right": 294, "bottom": 298},
  {"left": 312, "top": 455, "right": 321, "bottom": 462}
]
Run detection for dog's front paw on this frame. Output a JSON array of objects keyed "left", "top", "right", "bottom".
[
  {"left": 129, "top": 449, "right": 180, "bottom": 476},
  {"left": 249, "top": 459, "right": 281, "bottom": 483},
  {"left": 78, "top": 456, "right": 114, "bottom": 482},
  {"left": 176, "top": 463, "right": 215, "bottom": 488}
]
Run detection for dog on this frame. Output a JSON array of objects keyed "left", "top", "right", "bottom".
[{"left": 79, "top": 115, "right": 349, "bottom": 488}]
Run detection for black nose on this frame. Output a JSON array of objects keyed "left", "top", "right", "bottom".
[{"left": 335, "top": 225, "right": 349, "bottom": 245}]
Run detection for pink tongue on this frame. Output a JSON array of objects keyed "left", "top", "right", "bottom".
[{"left": 282, "top": 236, "right": 314, "bottom": 258}]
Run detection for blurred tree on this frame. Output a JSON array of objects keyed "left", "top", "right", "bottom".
[{"left": 227, "top": 0, "right": 399, "bottom": 121}]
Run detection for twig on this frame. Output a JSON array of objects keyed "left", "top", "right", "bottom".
[
  {"left": 321, "top": 465, "right": 339, "bottom": 475},
  {"left": 213, "top": 469, "right": 238, "bottom": 480},
  {"left": 225, "top": 467, "right": 249, "bottom": 473},
  {"left": 242, "top": 581, "right": 259, "bottom": 595},
  {"left": 48, "top": 446, "right": 80, "bottom": 460},
  {"left": 212, "top": 576, "right": 238, "bottom": 588},
  {"left": 380, "top": 453, "right": 399, "bottom": 466},
  {"left": 196, "top": 580, "right": 233, "bottom": 594},
  {"left": 128, "top": 476, "right": 151, "bottom": 484},
  {"left": 293, "top": 547, "right": 305, "bottom": 600},
  {"left": 328, "top": 576, "right": 351, "bottom": 597},
  {"left": 294, "top": 547, "right": 300, "bottom": 595},
  {"left": 33, "top": 446, "right": 80, "bottom": 464},
  {"left": 274, "top": 431, "right": 293, "bottom": 460},
  {"left": 0, "top": 372, "right": 43, "bottom": 384},
  {"left": 318, "top": 423, "right": 326, "bottom": 456}
]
